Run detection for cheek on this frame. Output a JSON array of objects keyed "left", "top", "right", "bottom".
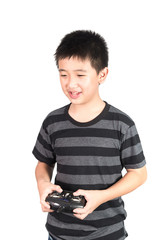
[
  {"left": 60, "top": 79, "right": 67, "bottom": 89},
  {"left": 82, "top": 78, "right": 91, "bottom": 89},
  {"left": 60, "top": 81, "right": 68, "bottom": 95},
  {"left": 83, "top": 78, "right": 98, "bottom": 92}
]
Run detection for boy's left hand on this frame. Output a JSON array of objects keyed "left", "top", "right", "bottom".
[{"left": 73, "top": 189, "right": 105, "bottom": 220}]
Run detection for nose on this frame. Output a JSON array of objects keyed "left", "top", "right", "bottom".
[{"left": 68, "top": 76, "right": 78, "bottom": 88}]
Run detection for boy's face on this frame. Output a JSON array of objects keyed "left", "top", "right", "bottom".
[{"left": 58, "top": 56, "right": 107, "bottom": 105}]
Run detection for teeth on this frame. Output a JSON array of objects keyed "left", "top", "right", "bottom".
[{"left": 70, "top": 92, "right": 79, "bottom": 95}]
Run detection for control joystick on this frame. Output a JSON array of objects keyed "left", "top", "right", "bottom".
[{"left": 45, "top": 190, "right": 86, "bottom": 213}]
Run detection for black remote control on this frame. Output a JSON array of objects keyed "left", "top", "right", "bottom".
[{"left": 45, "top": 190, "right": 86, "bottom": 213}]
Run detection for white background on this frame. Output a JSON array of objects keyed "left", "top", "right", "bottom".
[{"left": 0, "top": 0, "right": 159, "bottom": 239}]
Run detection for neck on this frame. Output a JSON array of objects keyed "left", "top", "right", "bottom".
[{"left": 69, "top": 97, "right": 105, "bottom": 114}]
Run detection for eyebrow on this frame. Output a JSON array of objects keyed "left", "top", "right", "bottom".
[{"left": 59, "top": 69, "right": 87, "bottom": 72}]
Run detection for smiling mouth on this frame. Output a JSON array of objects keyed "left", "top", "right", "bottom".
[
  {"left": 68, "top": 91, "right": 82, "bottom": 99},
  {"left": 70, "top": 91, "right": 81, "bottom": 95}
]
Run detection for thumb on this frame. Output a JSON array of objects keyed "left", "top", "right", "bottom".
[
  {"left": 73, "top": 189, "right": 86, "bottom": 197},
  {"left": 55, "top": 185, "right": 63, "bottom": 193}
]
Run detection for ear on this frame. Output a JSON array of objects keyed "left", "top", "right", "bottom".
[{"left": 98, "top": 67, "right": 109, "bottom": 85}]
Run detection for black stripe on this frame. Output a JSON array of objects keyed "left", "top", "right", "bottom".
[
  {"left": 94, "top": 227, "right": 126, "bottom": 240},
  {"left": 57, "top": 163, "right": 122, "bottom": 175},
  {"left": 43, "top": 108, "right": 134, "bottom": 129},
  {"left": 32, "top": 147, "right": 56, "bottom": 166},
  {"left": 47, "top": 225, "right": 127, "bottom": 240},
  {"left": 123, "top": 151, "right": 145, "bottom": 165},
  {"left": 46, "top": 222, "right": 95, "bottom": 237},
  {"left": 38, "top": 133, "right": 53, "bottom": 152},
  {"left": 55, "top": 178, "right": 122, "bottom": 192},
  {"left": 106, "top": 111, "right": 134, "bottom": 127},
  {"left": 49, "top": 212, "right": 126, "bottom": 228},
  {"left": 121, "top": 134, "right": 140, "bottom": 150},
  {"left": 51, "top": 128, "right": 122, "bottom": 143},
  {"left": 46, "top": 224, "right": 126, "bottom": 240},
  {"left": 54, "top": 146, "right": 120, "bottom": 157},
  {"left": 95, "top": 199, "right": 124, "bottom": 211},
  {"left": 43, "top": 113, "right": 67, "bottom": 129}
]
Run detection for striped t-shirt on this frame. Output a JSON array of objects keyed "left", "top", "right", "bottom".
[{"left": 32, "top": 101, "right": 146, "bottom": 240}]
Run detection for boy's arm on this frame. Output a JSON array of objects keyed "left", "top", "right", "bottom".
[
  {"left": 101, "top": 165, "right": 147, "bottom": 202},
  {"left": 73, "top": 165, "right": 147, "bottom": 220},
  {"left": 35, "top": 161, "right": 62, "bottom": 212}
]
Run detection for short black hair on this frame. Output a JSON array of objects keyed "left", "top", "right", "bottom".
[{"left": 54, "top": 30, "right": 109, "bottom": 74}]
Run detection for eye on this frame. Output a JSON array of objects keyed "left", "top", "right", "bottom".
[
  {"left": 60, "top": 75, "right": 67, "bottom": 77},
  {"left": 78, "top": 75, "right": 85, "bottom": 77}
]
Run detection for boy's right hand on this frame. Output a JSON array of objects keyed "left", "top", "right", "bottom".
[{"left": 38, "top": 181, "right": 63, "bottom": 212}]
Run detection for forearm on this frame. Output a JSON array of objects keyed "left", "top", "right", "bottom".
[
  {"left": 35, "top": 161, "right": 62, "bottom": 212},
  {"left": 73, "top": 166, "right": 147, "bottom": 220},
  {"left": 35, "top": 161, "right": 54, "bottom": 185},
  {"left": 101, "top": 167, "right": 147, "bottom": 203}
]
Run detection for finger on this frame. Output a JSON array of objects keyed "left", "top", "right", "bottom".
[
  {"left": 42, "top": 208, "right": 53, "bottom": 213},
  {"left": 42, "top": 186, "right": 63, "bottom": 204},
  {"left": 41, "top": 199, "right": 51, "bottom": 209},
  {"left": 73, "top": 207, "right": 86, "bottom": 214},
  {"left": 73, "top": 205, "right": 89, "bottom": 214},
  {"left": 46, "top": 185, "right": 62, "bottom": 195},
  {"left": 73, "top": 213, "right": 88, "bottom": 220},
  {"left": 54, "top": 185, "right": 63, "bottom": 193},
  {"left": 42, "top": 205, "right": 54, "bottom": 213},
  {"left": 73, "top": 189, "right": 86, "bottom": 197},
  {"left": 73, "top": 198, "right": 90, "bottom": 214}
]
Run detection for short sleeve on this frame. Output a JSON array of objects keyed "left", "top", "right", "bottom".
[
  {"left": 120, "top": 123, "right": 146, "bottom": 169},
  {"left": 32, "top": 118, "right": 56, "bottom": 166}
]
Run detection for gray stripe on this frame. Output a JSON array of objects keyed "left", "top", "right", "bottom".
[
  {"left": 55, "top": 137, "right": 120, "bottom": 149},
  {"left": 35, "top": 140, "right": 53, "bottom": 158},
  {"left": 56, "top": 172, "right": 121, "bottom": 185},
  {"left": 47, "top": 119, "right": 130, "bottom": 135},
  {"left": 122, "top": 124, "right": 137, "bottom": 142},
  {"left": 121, "top": 142, "right": 142, "bottom": 158},
  {"left": 47, "top": 106, "right": 66, "bottom": 117},
  {"left": 40, "top": 126, "right": 50, "bottom": 142},
  {"left": 69, "top": 206, "right": 127, "bottom": 221},
  {"left": 48, "top": 213, "right": 125, "bottom": 240},
  {"left": 56, "top": 155, "right": 121, "bottom": 166},
  {"left": 125, "top": 160, "right": 146, "bottom": 169},
  {"left": 91, "top": 206, "right": 126, "bottom": 220},
  {"left": 40, "top": 126, "right": 54, "bottom": 148},
  {"left": 109, "top": 105, "right": 132, "bottom": 121},
  {"left": 59, "top": 222, "right": 125, "bottom": 240},
  {"left": 47, "top": 213, "right": 97, "bottom": 231}
]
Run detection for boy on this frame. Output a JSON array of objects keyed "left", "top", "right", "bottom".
[{"left": 32, "top": 30, "right": 147, "bottom": 240}]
